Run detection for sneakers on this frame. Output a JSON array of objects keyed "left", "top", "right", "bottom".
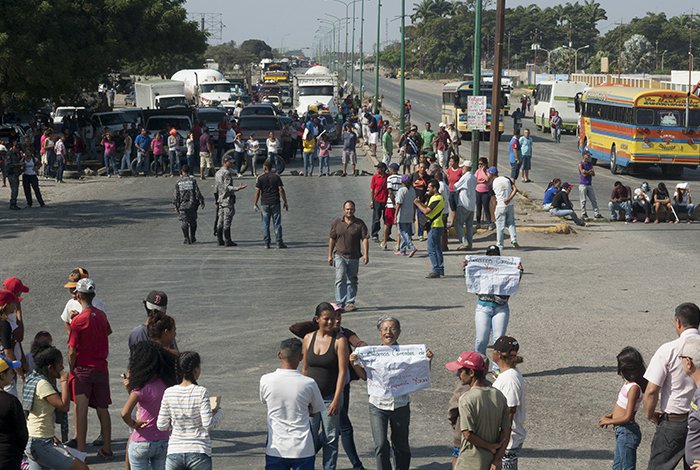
[
  {"left": 345, "top": 304, "right": 357, "bottom": 312},
  {"left": 511, "top": 241, "right": 520, "bottom": 248},
  {"left": 278, "top": 242, "right": 288, "bottom": 249},
  {"left": 594, "top": 213, "right": 604, "bottom": 219},
  {"left": 426, "top": 271, "right": 441, "bottom": 279}
]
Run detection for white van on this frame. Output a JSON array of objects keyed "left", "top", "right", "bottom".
[{"left": 533, "top": 80, "right": 588, "bottom": 133}]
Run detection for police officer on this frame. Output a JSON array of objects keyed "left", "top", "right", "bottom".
[
  {"left": 3, "top": 143, "right": 23, "bottom": 210},
  {"left": 172, "top": 164, "right": 205, "bottom": 244},
  {"left": 215, "top": 155, "right": 247, "bottom": 247}
]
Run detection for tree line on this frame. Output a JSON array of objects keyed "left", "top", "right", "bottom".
[{"left": 379, "top": 0, "right": 699, "bottom": 77}]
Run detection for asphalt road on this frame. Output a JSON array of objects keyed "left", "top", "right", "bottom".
[{"left": 2, "top": 100, "right": 700, "bottom": 469}]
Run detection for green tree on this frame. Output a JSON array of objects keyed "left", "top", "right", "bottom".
[{"left": 240, "top": 39, "right": 273, "bottom": 59}]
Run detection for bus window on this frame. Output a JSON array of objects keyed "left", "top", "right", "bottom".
[
  {"left": 659, "top": 111, "right": 679, "bottom": 127},
  {"left": 635, "top": 108, "right": 654, "bottom": 126},
  {"left": 689, "top": 110, "right": 700, "bottom": 128}
]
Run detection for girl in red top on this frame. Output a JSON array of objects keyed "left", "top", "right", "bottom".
[
  {"left": 151, "top": 132, "right": 165, "bottom": 176},
  {"left": 446, "top": 155, "right": 464, "bottom": 218}
]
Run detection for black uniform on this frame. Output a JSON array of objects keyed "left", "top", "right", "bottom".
[{"left": 173, "top": 175, "right": 205, "bottom": 243}]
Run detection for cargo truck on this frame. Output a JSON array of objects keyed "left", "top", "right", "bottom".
[{"left": 134, "top": 80, "right": 188, "bottom": 110}]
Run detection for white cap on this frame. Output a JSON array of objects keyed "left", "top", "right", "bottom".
[
  {"left": 439, "top": 122, "right": 446, "bottom": 128},
  {"left": 0, "top": 144, "right": 6, "bottom": 152},
  {"left": 75, "top": 278, "right": 95, "bottom": 294}
]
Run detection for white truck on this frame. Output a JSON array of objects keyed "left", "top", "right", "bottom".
[
  {"left": 293, "top": 66, "right": 339, "bottom": 117},
  {"left": 170, "top": 69, "right": 226, "bottom": 106},
  {"left": 134, "top": 80, "right": 188, "bottom": 110}
]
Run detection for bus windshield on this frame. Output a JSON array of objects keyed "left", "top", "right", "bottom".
[
  {"left": 201, "top": 83, "right": 235, "bottom": 93},
  {"left": 299, "top": 86, "right": 334, "bottom": 96}
]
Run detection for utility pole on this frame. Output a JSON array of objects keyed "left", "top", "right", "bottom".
[
  {"left": 471, "top": 0, "right": 483, "bottom": 170},
  {"left": 400, "top": 0, "right": 406, "bottom": 135},
  {"left": 351, "top": 0, "right": 356, "bottom": 84},
  {"left": 616, "top": 19, "right": 625, "bottom": 79},
  {"left": 359, "top": 0, "right": 365, "bottom": 99},
  {"left": 488, "top": 0, "right": 505, "bottom": 167},
  {"left": 373, "top": 0, "right": 381, "bottom": 113}
]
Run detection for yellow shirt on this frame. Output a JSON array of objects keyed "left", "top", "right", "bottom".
[
  {"left": 27, "top": 379, "right": 58, "bottom": 438},
  {"left": 302, "top": 138, "right": 316, "bottom": 153},
  {"left": 427, "top": 194, "right": 446, "bottom": 228}
]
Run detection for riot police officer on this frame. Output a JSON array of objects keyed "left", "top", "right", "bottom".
[
  {"left": 2, "top": 143, "right": 23, "bottom": 210},
  {"left": 215, "top": 155, "right": 246, "bottom": 247},
  {"left": 172, "top": 164, "right": 205, "bottom": 244}
]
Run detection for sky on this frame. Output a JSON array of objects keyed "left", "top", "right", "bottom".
[{"left": 184, "top": 0, "right": 694, "bottom": 54}]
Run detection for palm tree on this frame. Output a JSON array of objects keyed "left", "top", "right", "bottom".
[
  {"left": 411, "top": 0, "right": 435, "bottom": 23},
  {"left": 581, "top": 0, "right": 607, "bottom": 31}
]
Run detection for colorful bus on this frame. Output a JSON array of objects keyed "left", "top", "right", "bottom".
[
  {"left": 533, "top": 80, "right": 588, "bottom": 133},
  {"left": 441, "top": 81, "right": 504, "bottom": 140},
  {"left": 577, "top": 85, "right": 700, "bottom": 176}
]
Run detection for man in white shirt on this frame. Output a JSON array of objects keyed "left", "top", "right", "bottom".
[
  {"left": 260, "top": 338, "right": 324, "bottom": 470},
  {"left": 491, "top": 168, "right": 519, "bottom": 250},
  {"left": 453, "top": 160, "right": 476, "bottom": 251},
  {"left": 643, "top": 302, "right": 700, "bottom": 470}
]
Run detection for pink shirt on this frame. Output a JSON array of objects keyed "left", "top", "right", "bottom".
[
  {"left": 475, "top": 168, "right": 491, "bottom": 193},
  {"left": 319, "top": 141, "right": 331, "bottom": 157},
  {"left": 102, "top": 139, "right": 115, "bottom": 155},
  {"left": 131, "top": 379, "right": 170, "bottom": 442},
  {"left": 447, "top": 167, "right": 463, "bottom": 192},
  {"left": 151, "top": 139, "right": 164, "bottom": 156}
]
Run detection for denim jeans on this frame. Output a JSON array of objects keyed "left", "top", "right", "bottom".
[
  {"left": 129, "top": 439, "right": 168, "bottom": 470},
  {"left": 455, "top": 207, "right": 474, "bottom": 246},
  {"left": 549, "top": 208, "right": 585, "bottom": 226},
  {"left": 398, "top": 223, "right": 416, "bottom": 254},
  {"left": 427, "top": 226, "right": 444, "bottom": 275},
  {"left": 476, "top": 191, "right": 491, "bottom": 224},
  {"left": 647, "top": 417, "right": 689, "bottom": 470},
  {"left": 153, "top": 154, "right": 165, "bottom": 175},
  {"left": 187, "top": 154, "right": 195, "bottom": 172},
  {"left": 136, "top": 151, "right": 150, "bottom": 176},
  {"left": 311, "top": 396, "right": 341, "bottom": 470},
  {"left": 368, "top": 403, "right": 411, "bottom": 470},
  {"left": 303, "top": 151, "right": 314, "bottom": 175},
  {"left": 165, "top": 453, "right": 212, "bottom": 470},
  {"left": 46, "top": 149, "right": 56, "bottom": 177},
  {"left": 510, "top": 161, "right": 520, "bottom": 180},
  {"left": 495, "top": 205, "right": 517, "bottom": 248},
  {"left": 75, "top": 152, "right": 83, "bottom": 175},
  {"left": 673, "top": 203, "right": 695, "bottom": 219},
  {"left": 56, "top": 155, "right": 65, "bottom": 181},
  {"left": 261, "top": 203, "right": 283, "bottom": 245},
  {"left": 334, "top": 255, "right": 359, "bottom": 306},
  {"left": 608, "top": 200, "right": 632, "bottom": 221},
  {"left": 319, "top": 156, "right": 330, "bottom": 175},
  {"left": 339, "top": 383, "right": 363, "bottom": 469},
  {"left": 269, "top": 152, "right": 281, "bottom": 174},
  {"left": 25, "top": 437, "right": 75, "bottom": 470},
  {"left": 234, "top": 151, "right": 244, "bottom": 173},
  {"left": 169, "top": 150, "right": 179, "bottom": 175},
  {"left": 121, "top": 151, "right": 132, "bottom": 172},
  {"left": 612, "top": 422, "right": 640, "bottom": 470},
  {"left": 265, "top": 454, "right": 315, "bottom": 470},
  {"left": 22, "top": 175, "right": 44, "bottom": 207},
  {"left": 474, "top": 302, "right": 510, "bottom": 356},
  {"left": 104, "top": 153, "right": 117, "bottom": 176}
]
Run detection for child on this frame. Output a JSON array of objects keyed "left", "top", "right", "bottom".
[
  {"left": 598, "top": 346, "right": 647, "bottom": 470},
  {"left": 318, "top": 134, "right": 331, "bottom": 177}
]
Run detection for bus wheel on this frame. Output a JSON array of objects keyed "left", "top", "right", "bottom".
[{"left": 610, "top": 147, "right": 619, "bottom": 175}]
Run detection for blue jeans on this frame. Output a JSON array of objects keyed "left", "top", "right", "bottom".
[
  {"left": 311, "top": 396, "right": 341, "bottom": 470},
  {"left": 25, "top": 437, "right": 75, "bottom": 470},
  {"left": 129, "top": 439, "right": 168, "bottom": 470},
  {"left": 476, "top": 191, "right": 491, "bottom": 225},
  {"left": 455, "top": 207, "right": 474, "bottom": 246},
  {"left": 550, "top": 208, "right": 585, "bottom": 226},
  {"left": 673, "top": 203, "right": 695, "bottom": 220},
  {"left": 261, "top": 203, "right": 283, "bottom": 245},
  {"left": 474, "top": 302, "right": 510, "bottom": 357},
  {"left": 608, "top": 201, "right": 632, "bottom": 221},
  {"left": 303, "top": 151, "right": 314, "bottom": 175},
  {"left": 136, "top": 151, "right": 150, "bottom": 176},
  {"left": 398, "top": 223, "right": 415, "bottom": 254},
  {"left": 510, "top": 161, "right": 520, "bottom": 180},
  {"left": 319, "top": 156, "right": 330, "bottom": 175},
  {"left": 612, "top": 422, "right": 641, "bottom": 470},
  {"left": 495, "top": 205, "right": 517, "bottom": 248},
  {"left": 104, "top": 154, "right": 117, "bottom": 176},
  {"left": 187, "top": 154, "right": 195, "bottom": 172},
  {"left": 121, "top": 151, "right": 131, "bottom": 172},
  {"left": 75, "top": 152, "right": 83, "bottom": 175},
  {"left": 46, "top": 149, "right": 56, "bottom": 177},
  {"left": 368, "top": 403, "right": 411, "bottom": 470},
  {"left": 56, "top": 155, "right": 65, "bottom": 181},
  {"left": 334, "top": 255, "right": 359, "bottom": 306},
  {"left": 169, "top": 150, "right": 180, "bottom": 175},
  {"left": 339, "top": 383, "right": 363, "bottom": 469},
  {"left": 265, "top": 454, "right": 315, "bottom": 470},
  {"left": 269, "top": 152, "right": 281, "bottom": 173},
  {"left": 165, "top": 453, "right": 211, "bottom": 470},
  {"left": 427, "top": 226, "right": 444, "bottom": 275}
]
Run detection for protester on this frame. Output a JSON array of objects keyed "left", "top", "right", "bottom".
[
  {"left": 673, "top": 183, "right": 694, "bottom": 223},
  {"left": 518, "top": 129, "right": 533, "bottom": 183},
  {"left": 643, "top": 302, "right": 700, "bottom": 470},
  {"left": 173, "top": 165, "right": 205, "bottom": 245},
  {"left": 383, "top": 163, "right": 402, "bottom": 251},
  {"left": 254, "top": 160, "right": 289, "bottom": 249},
  {"left": 260, "top": 338, "right": 325, "bottom": 470},
  {"left": 411, "top": 162, "right": 431, "bottom": 241},
  {"left": 134, "top": 129, "right": 152, "bottom": 177},
  {"left": 215, "top": 156, "right": 247, "bottom": 247},
  {"left": 342, "top": 122, "right": 358, "bottom": 177},
  {"left": 60, "top": 267, "right": 106, "bottom": 335},
  {"left": 370, "top": 163, "right": 389, "bottom": 242},
  {"left": 0, "top": 353, "right": 26, "bottom": 470},
  {"left": 350, "top": 316, "right": 433, "bottom": 470},
  {"left": 0, "top": 290, "right": 20, "bottom": 397},
  {"left": 121, "top": 341, "right": 177, "bottom": 470},
  {"left": 101, "top": 132, "right": 118, "bottom": 178},
  {"left": 578, "top": 151, "right": 602, "bottom": 220},
  {"left": 302, "top": 131, "right": 316, "bottom": 177},
  {"left": 633, "top": 182, "right": 653, "bottom": 223},
  {"left": 445, "top": 351, "right": 511, "bottom": 470},
  {"left": 453, "top": 160, "right": 476, "bottom": 251},
  {"left": 3, "top": 144, "right": 22, "bottom": 210},
  {"left": 398, "top": 126, "right": 422, "bottom": 175},
  {"left": 199, "top": 128, "right": 214, "bottom": 180},
  {"left": 22, "top": 149, "right": 45, "bottom": 207},
  {"left": 598, "top": 346, "right": 647, "bottom": 470},
  {"left": 302, "top": 302, "right": 349, "bottom": 470},
  {"left": 608, "top": 181, "right": 633, "bottom": 222},
  {"left": 492, "top": 169, "right": 519, "bottom": 250},
  {"left": 414, "top": 180, "right": 446, "bottom": 278},
  {"left": 167, "top": 129, "right": 180, "bottom": 177},
  {"left": 394, "top": 174, "right": 417, "bottom": 257},
  {"left": 508, "top": 132, "right": 521, "bottom": 180},
  {"left": 318, "top": 134, "right": 331, "bottom": 177},
  {"left": 491, "top": 336, "right": 527, "bottom": 469},
  {"left": 67, "top": 278, "right": 112, "bottom": 457},
  {"left": 542, "top": 179, "right": 561, "bottom": 210},
  {"left": 653, "top": 182, "right": 678, "bottom": 223},
  {"left": 680, "top": 336, "right": 700, "bottom": 468},
  {"left": 435, "top": 123, "right": 452, "bottom": 168},
  {"left": 157, "top": 351, "right": 223, "bottom": 470},
  {"left": 328, "top": 201, "right": 369, "bottom": 312},
  {"left": 550, "top": 182, "right": 586, "bottom": 226},
  {"left": 128, "top": 291, "right": 173, "bottom": 351},
  {"left": 381, "top": 125, "right": 393, "bottom": 166},
  {"left": 474, "top": 158, "right": 494, "bottom": 229},
  {"left": 550, "top": 110, "right": 563, "bottom": 143}
]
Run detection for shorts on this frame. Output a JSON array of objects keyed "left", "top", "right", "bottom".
[
  {"left": 384, "top": 207, "right": 396, "bottom": 225},
  {"left": 71, "top": 366, "right": 111, "bottom": 408},
  {"left": 369, "top": 132, "right": 378, "bottom": 145},
  {"left": 26, "top": 437, "right": 75, "bottom": 470},
  {"left": 342, "top": 150, "right": 357, "bottom": 165},
  {"left": 521, "top": 155, "right": 531, "bottom": 170},
  {"left": 200, "top": 152, "right": 213, "bottom": 169}
]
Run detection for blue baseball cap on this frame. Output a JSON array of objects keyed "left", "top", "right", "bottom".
[
  {"left": 0, "top": 354, "right": 22, "bottom": 374},
  {"left": 486, "top": 166, "right": 498, "bottom": 175}
]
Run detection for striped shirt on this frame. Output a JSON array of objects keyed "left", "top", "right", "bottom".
[{"left": 157, "top": 384, "right": 223, "bottom": 456}]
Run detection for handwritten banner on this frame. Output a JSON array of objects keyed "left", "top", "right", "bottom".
[
  {"left": 467, "top": 96, "right": 487, "bottom": 131},
  {"left": 355, "top": 344, "right": 431, "bottom": 397},
  {"left": 465, "top": 255, "right": 521, "bottom": 296}
]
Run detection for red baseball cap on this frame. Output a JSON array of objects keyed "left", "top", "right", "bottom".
[
  {"left": 2, "top": 277, "right": 29, "bottom": 301},
  {"left": 445, "top": 351, "right": 486, "bottom": 372},
  {"left": 0, "top": 289, "right": 19, "bottom": 306}
]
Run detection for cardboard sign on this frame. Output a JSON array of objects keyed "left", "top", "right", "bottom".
[
  {"left": 355, "top": 344, "right": 431, "bottom": 397},
  {"left": 465, "top": 255, "right": 521, "bottom": 296}
]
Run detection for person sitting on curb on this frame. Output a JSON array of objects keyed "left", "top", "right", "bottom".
[
  {"left": 608, "top": 181, "right": 633, "bottom": 222},
  {"left": 550, "top": 182, "right": 586, "bottom": 226},
  {"left": 673, "top": 183, "right": 694, "bottom": 224},
  {"left": 542, "top": 178, "right": 561, "bottom": 211},
  {"left": 652, "top": 182, "right": 678, "bottom": 223},
  {"left": 632, "top": 182, "right": 653, "bottom": 224}
]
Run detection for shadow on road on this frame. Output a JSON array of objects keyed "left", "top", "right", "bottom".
[
  {"left": 359, "top": 304, "right": 463, "bottom": 313},
  {"left": 523, "top": 365, "right": 617, "bottom": 378},
  {"left": 521, "top": 447, "right": 614, "bottom": 460}
]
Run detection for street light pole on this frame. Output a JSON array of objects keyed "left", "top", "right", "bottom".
[
  {"left": 488, "top": 0, "right": 505, "bottom": 167},
  {"left": 400, "top": 0, "right": 405, "bottom": 135},
  {"left": 351, "top": 0, "right": 356, "bottom": 84},
  {"left": 471, "top": 0, "right": 483, "bottom": 169},
  {"left": 373, "top": 0, "right": 381, "bottom": 114},
  {"left": 359, "top": 0, "right": 365, "bottom": 100}
]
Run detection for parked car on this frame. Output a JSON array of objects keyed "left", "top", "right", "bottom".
[
  {"left": 124, "top": 91, "right": 136, "bottom": 106},
  {"left": 0, "top": 124, "right": 26, "bottom": 144},
  {"left": 195, "top": 107, "right": 228, "bottom": 142},
  {"left": 239, "top": 104, "right": 278, "bottom": 117},
  {"left": 91, "top": 111, "right": 130, "bottom": 134},
  {"left": 117, "top": 107, "right": 143, "bottom": 127},
  {"left": 236, "top": 115, "right": 282, "bottom": 162}
]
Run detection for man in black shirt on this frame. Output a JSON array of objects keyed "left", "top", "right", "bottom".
[
  {"left": 550, "top": 182, "right": 586, "bottom": 226},
  {"left": 254, "top": 160, "right": 289, "bottom": 249}
]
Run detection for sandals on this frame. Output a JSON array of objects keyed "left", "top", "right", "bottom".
[{"left": 97, "top": 449, "right": 114, "bottom": 461}]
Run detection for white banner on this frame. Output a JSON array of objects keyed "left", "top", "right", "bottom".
[
  {"left": 355, "top": 344, "right": 431, "bottom": 397},
  {"left": 467, "top": 96, "right": 487, "bottom": 131},
  {"left": 465, "top": 255, "right": 521, "bottom": 296}
]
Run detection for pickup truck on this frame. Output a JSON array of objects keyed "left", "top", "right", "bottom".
[
  {"left": 236, "top": 115, "right": 282, "bottom": 162},
  {"left": 142, "top": 109, "right": 194, "bottom": 141}
]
